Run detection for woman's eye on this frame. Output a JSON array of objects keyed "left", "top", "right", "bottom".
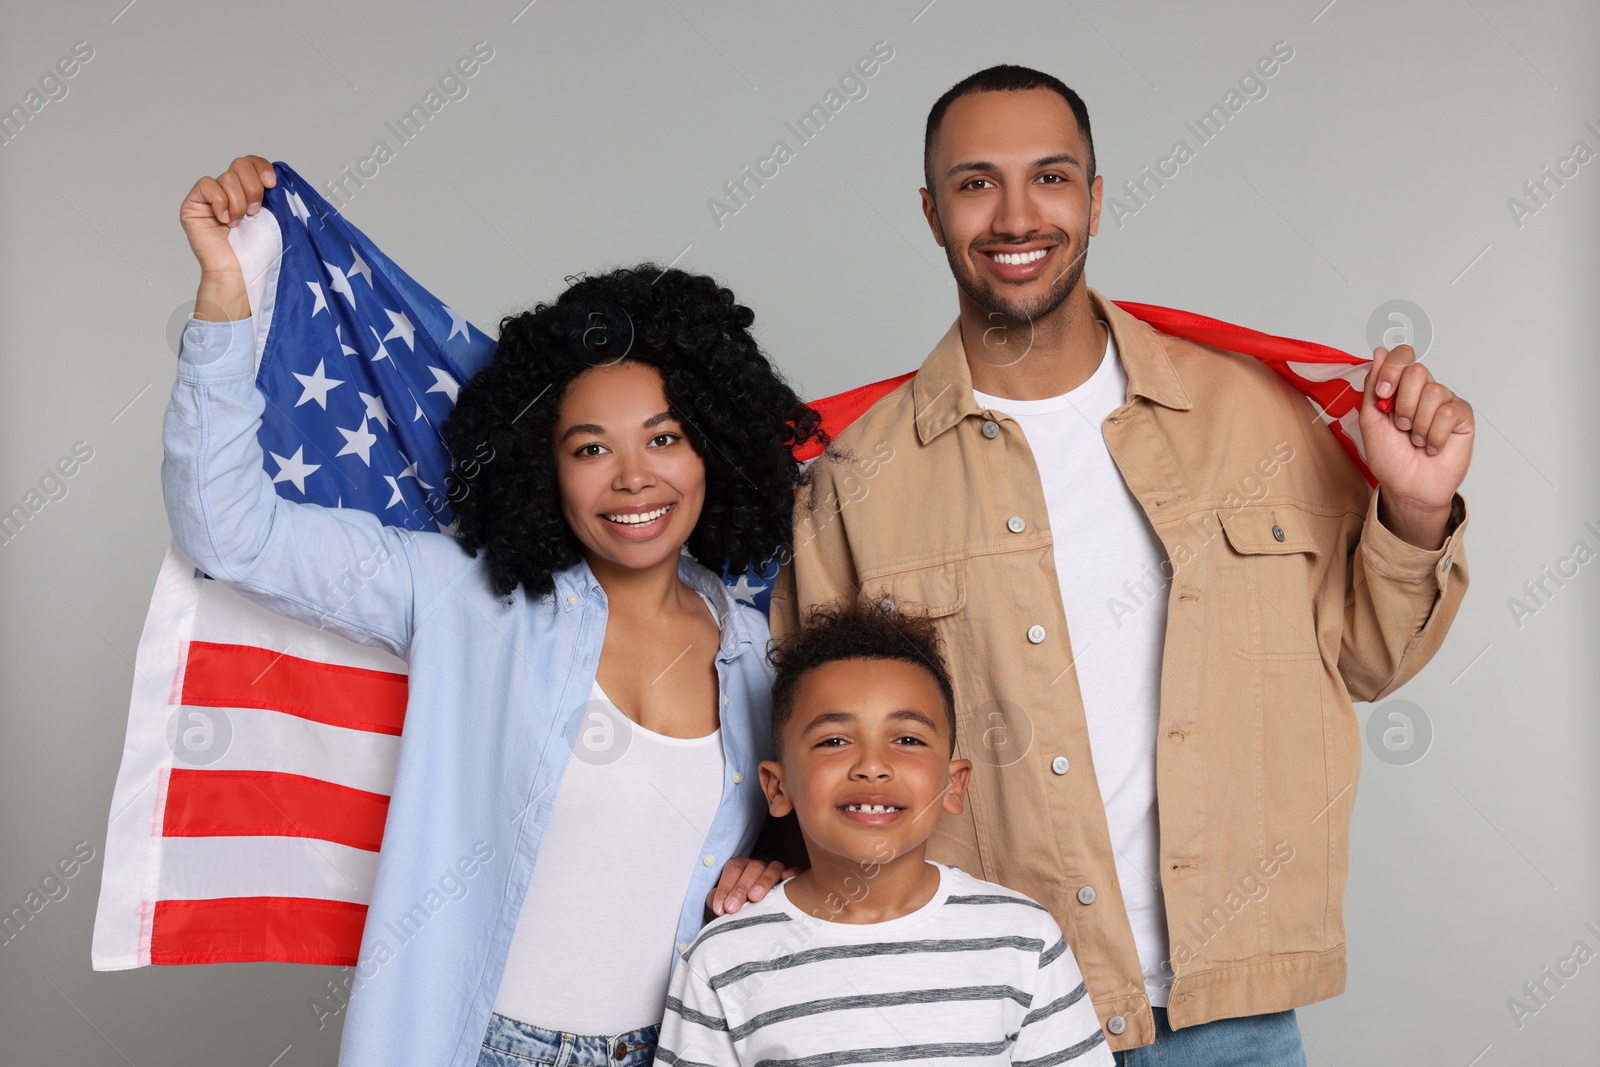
[
  {"left": 574, "top": 442, "right": 608, "bottom": 458},
  {"left": 649, "top": 432, "right": 681, "bottom": 448}
]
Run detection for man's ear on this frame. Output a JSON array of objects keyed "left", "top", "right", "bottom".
[
  {"left": 942, "top": 758, "right": 973, "bottom": 815},
  {"left": 919, "top": 187, "right": 946, "bottom": 248},
  {"left": 1087, "top": 173, "right": 1103, "bottom": 238},
  {"left": 759, "top": 759, "right": 793, "bottom": 817}
]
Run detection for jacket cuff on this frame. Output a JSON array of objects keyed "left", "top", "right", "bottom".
[
  {"left": 177, "top": 316, "right": 256, "bottom": 383},
  {"left": 1360, "top": 489, "right": 1468, "bottom": 592}
]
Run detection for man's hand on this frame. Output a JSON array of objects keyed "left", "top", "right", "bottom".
[
  {"left": 706, "top": 857, "right": 802, "bottom": 916},
  {"left": 1359, "top": 344, "right": 1474, "bottom": 550},
  {"left": 180, "top": 155, "right": 276, "bottom": 323}
]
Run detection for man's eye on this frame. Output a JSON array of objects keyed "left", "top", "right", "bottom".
[
  {"left": 1037, "top": 173, "right": 1066, "bottom": 184},
  {"left": 962, "top": 177, "right": 994, "bottom": 191}
]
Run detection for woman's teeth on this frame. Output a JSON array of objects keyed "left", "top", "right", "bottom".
[
  {"left": 605, "top": 505, "right": 672, "bottom": 525},
  {"left": 843, "top": 804, "right": 903, "bottom": 814},
  {"left": 992, "top": 249, "right": 1048, "bottom": 265}
]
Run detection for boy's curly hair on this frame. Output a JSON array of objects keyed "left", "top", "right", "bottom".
[
  {"left": 769, "top": 600, "right": 957, "bottom": 756},
  {"left": 443, "top": 265, "right": 825, "bottom": 598}
]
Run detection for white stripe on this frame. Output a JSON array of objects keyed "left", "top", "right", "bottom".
[
  {"left": 157, "top": 835, "right": 379, "bottom": 904},
  {"left": 93, "top": 545, "right": 200, "bottom": 970},
  {"left": 182, "top": 705, "right": 400, "bottom": 795},
  {"left": 191, "top": 568, "right": 407, "bottom": 675}
]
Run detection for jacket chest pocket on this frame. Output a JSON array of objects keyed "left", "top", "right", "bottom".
[
  {"left": 1216, "top": 503, "right": 1325, "bottom": 662},
  {"left": 863, "top": 561, "right": 966, "bottom": 619}
]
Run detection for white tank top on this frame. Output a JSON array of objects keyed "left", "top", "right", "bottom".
[{"left": 492, "top": 673, "right": 725, "bottom": 1033}]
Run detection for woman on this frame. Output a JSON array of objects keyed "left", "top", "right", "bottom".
[{"left": 171, "top": 157, "right": 821, "bottom": 1066}]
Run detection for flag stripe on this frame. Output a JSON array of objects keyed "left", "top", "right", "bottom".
[
  {"left": 181, "top": 641, "right": 407, "bottom": 735},
  {"left": 175, "top": 704, "right": 402, "bottom": 795},
  {"left": 156, "top": 834, "right": 379, "bottom": 903},
  {"left": 150, "top": 896, "right": 366, "bottom": 965},
  {"left": 163, "top": 768, "right": 390, "bottom": 852}
]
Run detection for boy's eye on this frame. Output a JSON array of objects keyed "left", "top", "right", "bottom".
[
  {"left": 816, "top": 737, "right": 849, "bottom": 748},
  {"left": 893, "top": 735, "right": 927, "bottom": 746}
]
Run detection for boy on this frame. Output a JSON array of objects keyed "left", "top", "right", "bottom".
[{"left": 654, "top": 602, "right": 1113, "bottom": 1066}]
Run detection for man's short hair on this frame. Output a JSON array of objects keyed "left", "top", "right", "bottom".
[
  {"left": 923, "top": 64, "right": 1096, "bottom": 191},
  {"left": 769, "top": 600, "right": 957, "bottom": 756}
]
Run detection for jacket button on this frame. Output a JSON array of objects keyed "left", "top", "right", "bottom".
[
  {"left": 1027, "top": 625, "right": 1046, "bottom": 644},
  {"left": 1077, "top": 885, "right": 1096, "bottom": 905},
  {"left": 879, "top": 597, "right": 895, "bottom": 613},
  {"left": 982, "top": 419, "right": 1000, "bottom": 439},
  {"left": 1441, "top": 553, "right": 1454, "bottom": 570},
  {"left": 1107, "top": 1015, "right": 1126, "bottom": 1035},
  {"left": 1007, "top": 515, "right": 1026, "bottom": 533},
  {"left": 1051, "top": 756, "right": 1070, "bottom": 775},
  {"left": 1271, "top": 525, "right": 1285, "bottom": 542}
]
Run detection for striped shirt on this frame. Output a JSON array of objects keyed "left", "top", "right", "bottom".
[{"left": 655, "top": 863, "right": 1112, "bottom": 1067}]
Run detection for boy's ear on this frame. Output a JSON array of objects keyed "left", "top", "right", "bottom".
[
  {"left": 942, "top": 759, "right": 973, "bottom": 816},
  {"left": 759, "top": 759, "right": 793, "bottom": 817}
]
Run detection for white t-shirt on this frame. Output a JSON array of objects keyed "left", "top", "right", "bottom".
[
  {"left": 493, "top": 641, "right": 726, "bottom": 1033},
  {"left": 973, "top": 328, "right": 1173, "bottom": 1006},
  {"left": 657, "top": 863, "right": 1113, "bottom": 1066}
]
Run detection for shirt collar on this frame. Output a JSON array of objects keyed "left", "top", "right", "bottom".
[
  {"left": 550, "top": 554, "right": 755, "bottom": 664},
  {"left": 911, "top": 287, "right": 1193, "bottom": 445}
]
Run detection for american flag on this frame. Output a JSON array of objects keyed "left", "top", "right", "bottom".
[{"left": 93, "top": 162, "right": 1380, "bottom": 969}]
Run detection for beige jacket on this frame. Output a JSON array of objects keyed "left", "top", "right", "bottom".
[{"left": 772, "top": 289, "right": 1469, "bottom": 1050}]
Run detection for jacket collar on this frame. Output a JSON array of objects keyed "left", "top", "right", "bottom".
[
  {"left": 912, "top": 287, "right": 1193, "bottom": 445},
  {"left": 551, "top": 554, "right": 755, "bottom": 664}
]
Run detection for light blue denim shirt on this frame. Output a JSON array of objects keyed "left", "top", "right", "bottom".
[{"left": 164, "top": 317, "right": 775, "bottom": 1067}]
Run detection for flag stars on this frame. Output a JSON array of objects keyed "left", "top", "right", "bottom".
[
  {"left": 382, "top": 308, "right": 416, "bottom": 351},
  {"left": 368, "top": 326, "right": 391, "bottom": 363},
  {"left": 269, "top": 447, "right": 321, "bottom": 493},
  {"left": 347, "top": 248, "right": 375, "bottom": 289},
  {"left": 397, "top": 458, "right": 434, "bottom": 489},
  {"left": 359, "top": 391, "right": 392, "bottom": 431},
  {"left": 292, "top": 359, "right": 344, "bottom": 409},
  {"left": 444, "top": 305, "right": 471, "bottom": 343},
  {"left": 324, "top": 261, "right": 357, "bottom": 309},
  {"left": 336, "top": 325, "right": 359, "bottom": 358},
  {"left": 335, "top": 422, "right": 380, "bottom": 466},
  {"left": 286, "top": 189, "right": 312, "bottom": 226},
  {"left": 382, "top": 476, "right": 407, "bottom": 509},
  {"left": 307, "top": 281, "right": 328, "bottom": 318},
  {"left": 426, "top": 366, "right": 460, "bottom": 403}
]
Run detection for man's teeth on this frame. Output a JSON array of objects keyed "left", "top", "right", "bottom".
[
  {"left": 605, "top": 505, "right": 671, "bottom": 525},
  {"left": 992, "top": 249, "right": 1048, "bottom": 265},
  {"left": 843, "top": 804, "right": 903, "bottom": 814}
]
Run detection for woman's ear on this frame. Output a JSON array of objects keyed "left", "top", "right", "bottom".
[{"left": 759, "top": 759, "right": 792, "bottom": 817}]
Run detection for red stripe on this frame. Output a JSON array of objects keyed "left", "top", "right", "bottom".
[
  {"left": 181, "top": 641, "right": 407, "bottom": 735},
  {"left": 151, "top": 896, "right": 365, "bottom": 965},
  {"left": 163, "top": 768, "right": 389, "bottom": 851}
]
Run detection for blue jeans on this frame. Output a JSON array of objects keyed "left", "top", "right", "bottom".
[
  {"left": 476, "top": 1012, "right": 659, "bottom": 1067},
  {"left": 1113, "top": 1007, "right": 1306, "bottom": 1067}
]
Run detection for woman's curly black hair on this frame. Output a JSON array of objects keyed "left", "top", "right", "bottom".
[{"left": 442, "top": 264, "right": 825, "bottom": 599}]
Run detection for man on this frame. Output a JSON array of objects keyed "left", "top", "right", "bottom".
[{"left": 769, "top": 66, "right": 1472, "bottom": 1062}]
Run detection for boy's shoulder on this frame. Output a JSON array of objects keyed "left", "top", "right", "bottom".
[
  {"left": 935, "top": 865, "right": 1059, "bottom": 933},
  {"left": 679, "top": 889, "right": 801, "bottom": 973}
]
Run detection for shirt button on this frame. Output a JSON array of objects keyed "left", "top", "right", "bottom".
[
  {"left": 981, "top": 419, "right": 1000, "bottom": 439},
  {"left": 722, "top": 694, "right": 730, "bottom": 706},
  {"left": 703, "top": 854, "right": 716, "bottom": 867},
  {"left": 1107, "top": 1015, "right": 1127, "bottom": 1035},
  {"left": 1027, "top": 625, "right": 1046, "bottom": 644},
  {"left": 731, "top": 772, "right": 743, "bottom": 784},
  {"left": 565, "top": 594, "right": 579, "bottom": 605},
  {"left": 1051, "top": 756, "right": 1070, "bottom": 775},
  {"left": 1007, "top": 516, "right": 1026, "bottom": 534},
  {"left": 1077, "top": 885, "right": 1097, "bottom": 905},
  {"left": 1271, "top": 525, "right": 1285, "bottom": 542},
  {"left": 678, "top": 942, "right": 688, "bottom": 954}
]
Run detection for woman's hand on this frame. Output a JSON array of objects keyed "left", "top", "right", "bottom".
[
  {"left": 706, "top": 857, "right": 801, "bottom": 916},
  {"left": 180, "top": 155, "right": 275, "bottom": 322}
]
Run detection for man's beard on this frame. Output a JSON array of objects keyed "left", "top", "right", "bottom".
[{"left": 943, "top": 224, "right": 1090, "bottom": 325}]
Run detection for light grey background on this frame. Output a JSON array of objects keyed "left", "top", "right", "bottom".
[{"left": 2, "top": 0, "right": 1596, "bottom": 1063}]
